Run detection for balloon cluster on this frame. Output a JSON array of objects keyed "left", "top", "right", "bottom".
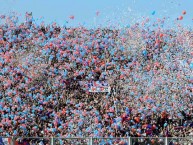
[{"left": 0, "top": 12, "right": 192, "bottom": 144}]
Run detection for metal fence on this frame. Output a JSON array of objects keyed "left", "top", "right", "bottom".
[{"left": 1, "top": 137, "right": 193, "bottom": 145}]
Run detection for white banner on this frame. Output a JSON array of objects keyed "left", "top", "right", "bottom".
[
  {"left": 89, "top": 86, "right": 111, "bottom": 93},
  {"left": 79, "top": 81, "right": 111, "bottom": 93}
]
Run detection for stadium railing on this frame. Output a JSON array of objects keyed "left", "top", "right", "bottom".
[{"left": 1, "top": 137, "right": 193, "bottom": 145}]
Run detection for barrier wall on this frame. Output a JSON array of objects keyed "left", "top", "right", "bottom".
[{"left": 1, "top": 137, "right": 193, "bottom": 145}]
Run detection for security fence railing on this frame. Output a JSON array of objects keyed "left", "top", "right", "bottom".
[{"left": 1, "top": 137, "right": 193, "bottom": 145}]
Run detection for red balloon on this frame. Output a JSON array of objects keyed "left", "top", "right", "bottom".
[
  {"left": 159, "top": 33, "right": 164, "bottom": 37},
  {"left": 96, "top": 11, "right": 100, "bottom": 16},
  {"left": 182, "top": 10, "right": 186, "bottom": 15},
  {"left": 69, "top": 15, "right": 75, "bottom": 20},
  {"left": 178, "top": 16, "right": 183, "bottom": 20}
]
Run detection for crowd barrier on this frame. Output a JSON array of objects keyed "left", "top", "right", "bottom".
[{"left": 1, "top": 137, "right": 193, "bottom": 145}]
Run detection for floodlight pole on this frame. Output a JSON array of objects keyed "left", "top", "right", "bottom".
[{"left": 105, "top": 47, "right": 107, "bottom": 72}]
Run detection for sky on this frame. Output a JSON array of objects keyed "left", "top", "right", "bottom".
[{"left": 0, "top": 0, "right": 193, "bottom": 28}]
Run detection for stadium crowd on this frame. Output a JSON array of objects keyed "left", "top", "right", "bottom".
[{"left": 0, "top": 13, "right": 193, "bottom": 144}]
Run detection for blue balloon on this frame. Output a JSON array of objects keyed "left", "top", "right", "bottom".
[
  {"left": 142, "top": 50, "right": 148, "bottom": 56},
  {"left": 190, "top": 63, "right": 193, "bottom": 69},
  {"left": 152, "top": 11, "right": 156, "bottom": 15}
]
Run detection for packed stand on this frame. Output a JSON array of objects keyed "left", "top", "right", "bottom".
[{"left": 0, "top": 14, "right": 193, "bottom": 144}]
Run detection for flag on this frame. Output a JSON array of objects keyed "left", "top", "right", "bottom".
[
  {"left": 89, "top": 81, "right": 111, "bottom": 93},
  {"left": 79, "top": 81, "right": 111, "bottom": 93},
  {"left": 0, "top": 138, "right": 11, "bottom": 145}
]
